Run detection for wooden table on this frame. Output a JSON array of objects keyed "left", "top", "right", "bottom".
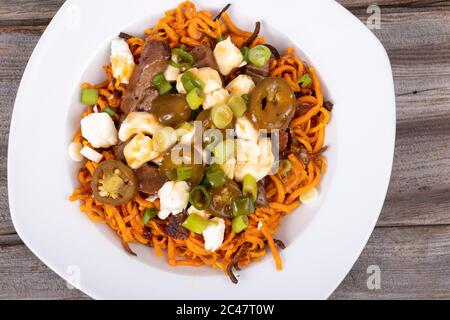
[{"left": 0, "top": 0, "right": 449, "bottom": 300}]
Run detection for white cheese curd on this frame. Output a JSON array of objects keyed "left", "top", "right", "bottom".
[
  {"left": 235, "top": 116, "right": 259, "bottom": 143},
  {"left": 202, "top": 218, "right": 226, "bottom": 252},
  {"left": 220, "top": 157, "right": 236, "bottom": 180},
  {"left": 178, "top": 127, "right": 195, "bottom": 145},
  {"left": 80, "top": 146, "right": 103, "bottom": 163},
  {"left": 177, "top": 67, "right": 223, "bottom": 95},
  {"left": 146, "top": 194, "right": 159, "bottom": 202},
  {"left": 257, "top": 221, "right": 263, "bottom": 231},
  {"left": 153, "top": 127, "right": 178, "bottom": 152},
  {"left": 236, "top": 139, "right": 260, "bottom": 163},
  {"left": 68, "top": 142, "right": 84, "bottom": 162},
  {"left": 203, "top": 88, "right": 230, "bottom": 110},
  {"left": 300, "top": 187, "right": 319, "bottom": 204},
  {"left": 123, "top": 133, "right": 159, "bottom": 169},
  {"left": 187, "top": 206, "right": 210, "bottom": 219},
  {"left": 225, "top": 75, "right": 255, "bottom": 96},
  {"left": 164, "top": 53, "right": 180, "bottom": 82},
  {"left": 111, "top": 38, "right": 135, "bottom": 84},
  {"left": 80, "top": 112, "right": 118, "bottom": 148},
  {"left": 234, "top": 137, "right": 275, "bottom": 182},
  {"left": 118, "top": 112, "right": 161, "bottom": 141},
  {"left": 213, "top": 37, "right": 246, "bottom": 76},
  {"left": 158, "top": 181, "right": 190, "bottom": 220}
]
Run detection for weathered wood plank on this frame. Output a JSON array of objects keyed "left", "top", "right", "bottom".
[
  {"left": 1, "top": 226, "right": 448, "bottom": 299},
  {"left": 339, "top": 0, "right": 450, "bottom": 10},
  {"left": 0, "top": 234, "right": 89, "bottom": 299},
  {"left": 0, "top": 0, "right": 64, "bottom": 27},
  {"left": 331, "top": 225, "right": 450, "bottom": 299}
]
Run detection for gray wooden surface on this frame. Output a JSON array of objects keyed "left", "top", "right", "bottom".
[{"left": 0, "top": 0, "right": 449, "bottom": 300}]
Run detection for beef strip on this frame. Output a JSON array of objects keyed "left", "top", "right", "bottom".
[
  {"left": 112, "top": 134, "right": 135, "bottom": 163},
  {"left": 255, "top": 179, "right": 269, "bottom": 208},
  {"left": 134, "top": 164, "right": 167, "bottom": 196},
  {"left": 165, "top": 210, "right": 189, "bottom": 240},
  {"left": 119, "top": 39, "right": 171, "bottom": 114},
  {"left": 245, "top": 62, "right": 269, "bottom": 84},
  {"left": 191, "top": 44, "right": 219, "bottom": 71},
  {"left": 278, "top": 129, "right": 289, "bottom": 152}
]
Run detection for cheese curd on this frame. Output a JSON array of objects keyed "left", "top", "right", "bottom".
[
  {"left": 213, "top": 37, "right": 246, "bottom": 76},
  {"left": 176, "top": 67, "right": 222, "bottom": 95},
  {"left": 300, "top": 187, "right": 319, "bottom": 204},
  {"left": 111, "top": 38, "right": 135, "bottom": 84},
  {"left": 202, "top": 218, "right": 226, "bottom": 252},
  {"left": 68, "top": 142, "right": 84, "bottom": 162},
  {"left": 187, "top": 206, "right": 210, "bottom": 219},
  {"left": 123, "top": 133, "right": 159, "bottom": 169},
  {"left": 80, "top": 146, "right": 103, "bottom": 163},
  {"left": 164, "top": 53, "right": 180, "bottom": 82},
  {"left": 158, "top": 181, "right": 190, "bottom": 220},
  {"left": 226, "top": 75, "right": 255, "bottom": 96},
  {"left": 234, "top": 138, "right": 275, "bottom": 182},
  {"left": 80, "top": 112, "right": 118, "bottom": 148},
  {"left": 236, "top": 139, "right": 260, "bottom": 163},
  {"left": 220, "top": 157, "right": 236, "bottom": 180},
  {"left": 235, "top": 116, "right": 259, "bottom": 143},
  {"left": 203, "top": 88, "right": 230, "bottom": 110},
  {"left": 118, "top": 112, "right": 161, "bottom": 142}
]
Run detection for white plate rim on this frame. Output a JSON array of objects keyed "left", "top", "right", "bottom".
[{"left": 8, "top": 0, "right": 395, "bottom": 300}]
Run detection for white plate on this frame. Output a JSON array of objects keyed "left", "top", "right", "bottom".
[{"left": 8, "top": 0, "right": 395, "bottom": 299}]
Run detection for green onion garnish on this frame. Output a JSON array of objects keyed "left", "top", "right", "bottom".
[
  {"left": 242, "top": 174, "right": 257, "bottom": 201},
  {"left": 231, "top": 196, "right": 255, "bottom": 217},
  {"left": 177, "top": 165, "right": 193, "bottom": 181},
  {"left": 211, "top": 104, "right": 233, "bottom": 129},
  {"left": 228, "top": 95, "right": 247, "bottom": 118},
  {"left": 278, "top": 159, "right": 292, "bottom": 176},
  {"left": 241, "top": 94, "right": 250, "bottom": 104},
  {"left": 240, "top": 46, "right": 250, "bottom": 63},
  {"left": 81, "top": 88, "right": 99, "bottom": 105},
  {"left": 182, "top": 71, "right": 204, "bottom": 92},
  {"left": 142, "top": 208, "right": 158, "bottom": 225},
  {"left": 182, "top": 213, "right": 209, "bottom": 234},
  {"left": 152, "top": 73, "right": 172, "bottom": 95},
  {"left": 102, "top": 107, "right": 116, "bottom": 117},
  {"left": 248, "top": 45, "right": 271, "bottom": 67},
  {"left": 189, "top": 185, "right": 212, "bottom": 211},
  {"left": 232, "top": 215, "right": 249, "bottom": 234},
  {"left": 172, "top": 47, "right": 194, "bottom": 70},
  {"left": 204, "top": 164, "right": 227, "bottom": 188},
  {"left": 186, "top": 88, "right": 204, "bottom": 110},
  {"left": 298, "top": 73, "right": 312, "bottom": 88},
  {"left": 213, "top": 139, "right": 235, "bottom": 164}
]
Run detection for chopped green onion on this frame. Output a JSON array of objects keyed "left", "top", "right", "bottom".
[
  {"left": 142, "top": 208, "right": 158, "bottom": 225},
  {"left": 102, "top": 107, "right": 116, "bottom": 117},
  {"left": 211, "top": 104, "right": 233, "bottom": 129},
  {"left": 242, "top": 174, "right": 257, "bottom": 201},
  {"left": 213, "top": 139, "right": 235, "bottom": 164},
  {"left": 297, "top": 73, "right": 312, "bottom": 88},
  {"left": 81, "top": 88, "right": 99, "bottom": 105},
  {"left": 182, "top": 71, "right": 204, "bottom": 92},
  {"left": 189, "top": 185, "right": 212, "bottom": 210},
  {"left": 232, "top": 215, "right": 249, "bottom": 234},
  {"left": 278, "top": 159, "right": 292, "bottom": 176},
  {"left": 177, "top": 165, "right": 193, "bottom": 181},
  {"left": 152, "top": 73, "right": 172, "bottom": 95},
  {"left": 231, "top": 196, "right": 255, "bottom": 217},
  {"left": 182, "top": 213, "right": 209, "bottom": 234},
  {"left": 186, "top": 88, "right": 204, "bottom": 110},
  {"left": 204, "top": 129, "right": 222, "bottom": 151},
  {"left": 172, "top": 47, "right": 194, "bottom": 70},
  {"left": 228, "top": 95, "right": 247, "bottom": 118},
  {"left": 240, "top": 46, "right": 250, "bottom": 63},
  {"left": 241, "top": 94, "right": 250, "bottom": 104},
  {"left": 248, "top": 45, "right": 271, "bottom": 67},
  {"left": 204, "top": 164, "right": 227, "bottom": 188}
]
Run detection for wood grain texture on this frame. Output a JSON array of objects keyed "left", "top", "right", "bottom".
[{"left": 0, "top": 1, "right": 449, "bottom": 299}]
